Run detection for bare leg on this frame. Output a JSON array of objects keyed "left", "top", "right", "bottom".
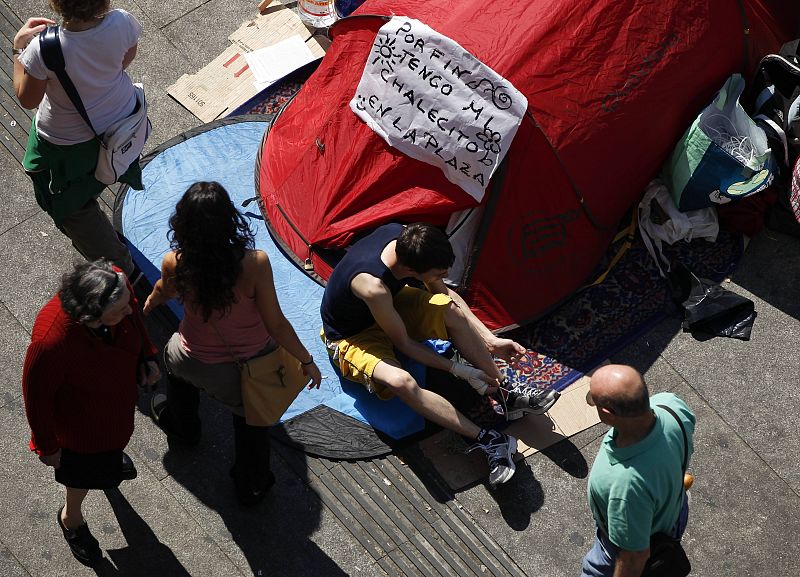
[
  {"left": 62, "top": 487, "right": 90, "bottom": 530},
  {"left": 442, "top": 302, "right": 502, "bottom": 380},
  {"left": 371, "top": 359, "right": 481, "bottom": 439}
]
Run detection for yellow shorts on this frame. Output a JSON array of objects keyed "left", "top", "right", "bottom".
[{"left": 322, "top": 286, "right": 451, "bottom": 399}]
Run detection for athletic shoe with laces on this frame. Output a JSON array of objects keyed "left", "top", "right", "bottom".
[
  {"left": 467, "top": 429, "right": 518, "bottom": 486},
  {"left": 499, "top": 378, "right": 560, "bottom": 420}
]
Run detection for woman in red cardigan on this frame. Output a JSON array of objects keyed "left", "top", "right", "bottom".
[{"left": 22, "top": 259, "right": 160, "bottom": 567}]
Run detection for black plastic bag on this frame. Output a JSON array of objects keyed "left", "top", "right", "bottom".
[{"left": 668, "top": 263, "right": 757, "bottom": 341}]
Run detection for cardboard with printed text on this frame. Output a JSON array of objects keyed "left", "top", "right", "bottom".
[{"left": 167, "top": 1, "right": 327, "bottom": 122}]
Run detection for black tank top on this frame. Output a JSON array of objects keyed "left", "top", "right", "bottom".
[{"left": 321, "top": 223, "right": 412, "bottom": 340}]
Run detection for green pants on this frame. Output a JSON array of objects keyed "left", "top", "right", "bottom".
[{"left": 23, "top": 119, "right": 142, "bottom": 275}]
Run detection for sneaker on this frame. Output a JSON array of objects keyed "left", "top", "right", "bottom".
[
  {"left": 500, "top": 379, "right": 560, "bottom": 420},
  {"left": 57, "top": 507, "right": 102, "bottom": 567},
  {"left": 121, "top": 451, "right": 137, "bottom": 481},
  {"left": 467, "top": 430, "right": 518, "bottom": 486},
  {"left": 150, "top": 393, "right": 201, "bottom": 445}
]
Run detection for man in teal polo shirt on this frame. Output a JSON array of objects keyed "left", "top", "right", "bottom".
[{"left": 581, "top": 364, "right": 695, "bottom": 577}]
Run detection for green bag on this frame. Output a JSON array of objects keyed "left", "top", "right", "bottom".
[{"left": 664, "top": 74, "right": 775, "bottom": 212}]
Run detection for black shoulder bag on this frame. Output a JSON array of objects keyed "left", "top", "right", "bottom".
[{"left": 641, "top": 405, "right": 692, "bottom": 577}]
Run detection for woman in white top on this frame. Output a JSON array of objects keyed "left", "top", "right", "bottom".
[{"left": 13, "top": 1, "right": 145, "bottom": 277}]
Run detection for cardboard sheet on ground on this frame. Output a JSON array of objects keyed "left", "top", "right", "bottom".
[
  {"left": 419, "top": 369, "right": 605, "bottom": 491},
  {"left": 167, "top": 1, "right": 327, "bottom": 122},
  {"left": 119, "top": 118, "right": 422, "bottom": 436}
]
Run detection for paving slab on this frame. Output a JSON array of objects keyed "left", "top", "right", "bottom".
[
  {"left": 0, "top": 157, "right": 40, "bottom": 236},
  {"left": 0, "top": 301, "right": 31, "bottom": 408},
  {"left": 0, "top": 544, "right": 30, "bottom": 577},
  {"left": 732, "top": 230, "right": 800, "bottom": 319},
  {"left": 657, "top": 240, "right": 800, "bottom": 494},
  {"left": 0, "top": 395, "right": 244, "bottom": 577},
  {"left": 121, "top": 1, "right": 202, "bottom": 154},
  {"left": 162, "top": 0, "right": 292, "bottom": 71},
  {"left": 0, "top": 398, "right": 104, "bottom": 577},
  {"left": 673, "top": 380, "right": 800, "bottom": 576},
  {"left": 0, "top": 211, "right": 74, "bottom": 332},
  {"left": 4, "top": 1, "right": 52, "bottom": 22},
  {"left": 133, "top": 0, "right": 211, "bottom": 31}
]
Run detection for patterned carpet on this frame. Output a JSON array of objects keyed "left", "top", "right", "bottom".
[
  {"left": 503, "top": 227, "right": 743, "bottom": 392},
  {"left": 245, "top": 81, "right": 744, "bottom": 401}
]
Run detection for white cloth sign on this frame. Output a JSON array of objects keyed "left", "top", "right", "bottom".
[{"left": 350, "top": 17, "right": 528, "bottom": 201}]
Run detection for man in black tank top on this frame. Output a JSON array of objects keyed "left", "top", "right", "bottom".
[{"left": 320, "top": 223, "right": 559, "bottom": 486}]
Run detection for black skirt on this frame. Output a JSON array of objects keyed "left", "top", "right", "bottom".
[{"left": 54, "top": 448, "right": 125, "bottom": 489}]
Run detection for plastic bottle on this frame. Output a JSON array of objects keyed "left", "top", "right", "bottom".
[
  {"left": 334, "top": 0, "right": 367, "bottom": 18},
  {"left": 297, "top": 0, "right": 337, "bottom": 29}
]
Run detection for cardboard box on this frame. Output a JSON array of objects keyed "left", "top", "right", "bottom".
[
  {"left": 168, "top": 1, "right": 327, "bottom": 122},
  {"left": 418, "top": 367, "right": 607, "bottom": 491}
]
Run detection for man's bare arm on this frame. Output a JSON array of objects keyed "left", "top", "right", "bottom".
[
  {"left": 353, "top": 274, "right": 459, "bottom": 373},
  {"left": 612, "top": 548, "right": 650, "bottom": 577}
]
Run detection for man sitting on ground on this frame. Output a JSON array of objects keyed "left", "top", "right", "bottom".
[{"left": 320, "top": 222, "right": 559, "bottom": 485}]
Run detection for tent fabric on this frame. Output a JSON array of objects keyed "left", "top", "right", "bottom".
[
  {"left": 115, "top": 116, "right": 428, "bottom": 441},
  {"left": 258, "top": 0, "right": 799, "bottom": 331}
]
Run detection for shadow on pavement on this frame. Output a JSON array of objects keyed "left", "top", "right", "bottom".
[
  {"left": 489, "top": 463, "right": 544, "bottom": 531},
  {"left": 160, "top": 403, "right": 350, "bottom": 577},
  {"left": 731, "top": 229, "right": 800, "bottom": 321},
  {"left": 539, "top": 438, "right": 590, "bottom": 479},
  {"left": 94, "top": 488, "right": 191, "bottom": 577}
]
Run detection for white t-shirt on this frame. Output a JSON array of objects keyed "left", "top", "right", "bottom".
[{"left": 19, "top": 9, "right": 143, "bottom": 145}]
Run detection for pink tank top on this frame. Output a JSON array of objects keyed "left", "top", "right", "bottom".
[{"left": 179, "top": 286, "right": 271, "bottom": 363}]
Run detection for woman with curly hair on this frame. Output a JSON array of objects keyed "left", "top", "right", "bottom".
[
  {"left": 12, "top": 0, "right": 144, "bottom": 277},
  {"left": 144, "top": 181, "right": 322, "bottom": 505},
  {"left": 22, "top": 259, "right": 160, "bottom": 567}
]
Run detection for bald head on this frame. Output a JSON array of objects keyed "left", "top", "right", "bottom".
[{"left": 589, "top": 364, "right": 650, "bottom": 418}]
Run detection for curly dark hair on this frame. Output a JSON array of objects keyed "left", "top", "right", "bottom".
[
  {"left": 169, "top": 181, "right": 254, "bottom": 322},
  {"left": 49, "top": 0, "right": 110, "bottom": 21},
  {"left": 59, "top": 259, "right": 125, "bottom": 324}
]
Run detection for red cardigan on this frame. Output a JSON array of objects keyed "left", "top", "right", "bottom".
[{"left": 22, "top": 287, "right": 157, "bottom": 456}]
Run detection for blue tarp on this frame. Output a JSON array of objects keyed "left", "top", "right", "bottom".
[{"left": 121, "top": 119, "right": 424, "bottom": 438}]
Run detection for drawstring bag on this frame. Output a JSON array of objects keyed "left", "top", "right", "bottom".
[
  {"left": 638, "top": 179, "right": 718, "bottom": 277},
  {"left": 664, "top": 74, "right": 776, "bottom": 211}
]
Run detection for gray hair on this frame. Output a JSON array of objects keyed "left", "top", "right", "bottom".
[{"left": 59, "top": 259, "right": 127, "bottom": 324}]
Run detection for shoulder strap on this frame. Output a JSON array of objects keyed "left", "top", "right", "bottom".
[
  {"left": 208, "top": 319, "right": 244, "bottom": 368},
  {"left": 38, "top": 26, "right": 100, "bottom": 139},
  {"left": 658, "top": 404, "right": 689, "bottom": 474}
]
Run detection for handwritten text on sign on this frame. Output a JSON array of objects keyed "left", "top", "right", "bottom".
[{"left": 350, "top": 18, "right": 528, "bottom": 202}]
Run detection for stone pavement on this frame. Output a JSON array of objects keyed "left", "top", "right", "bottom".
[{"left": 1, "top": 1, "right": 799, "bottom": 575}]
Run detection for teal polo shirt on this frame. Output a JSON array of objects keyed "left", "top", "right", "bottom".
[{"left": 587, "top": 392, "right": 695, "bottom": 551}]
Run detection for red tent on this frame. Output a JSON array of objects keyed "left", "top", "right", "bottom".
[{"left": 258, "top": 0, "right": 798, "bottom": 331}]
